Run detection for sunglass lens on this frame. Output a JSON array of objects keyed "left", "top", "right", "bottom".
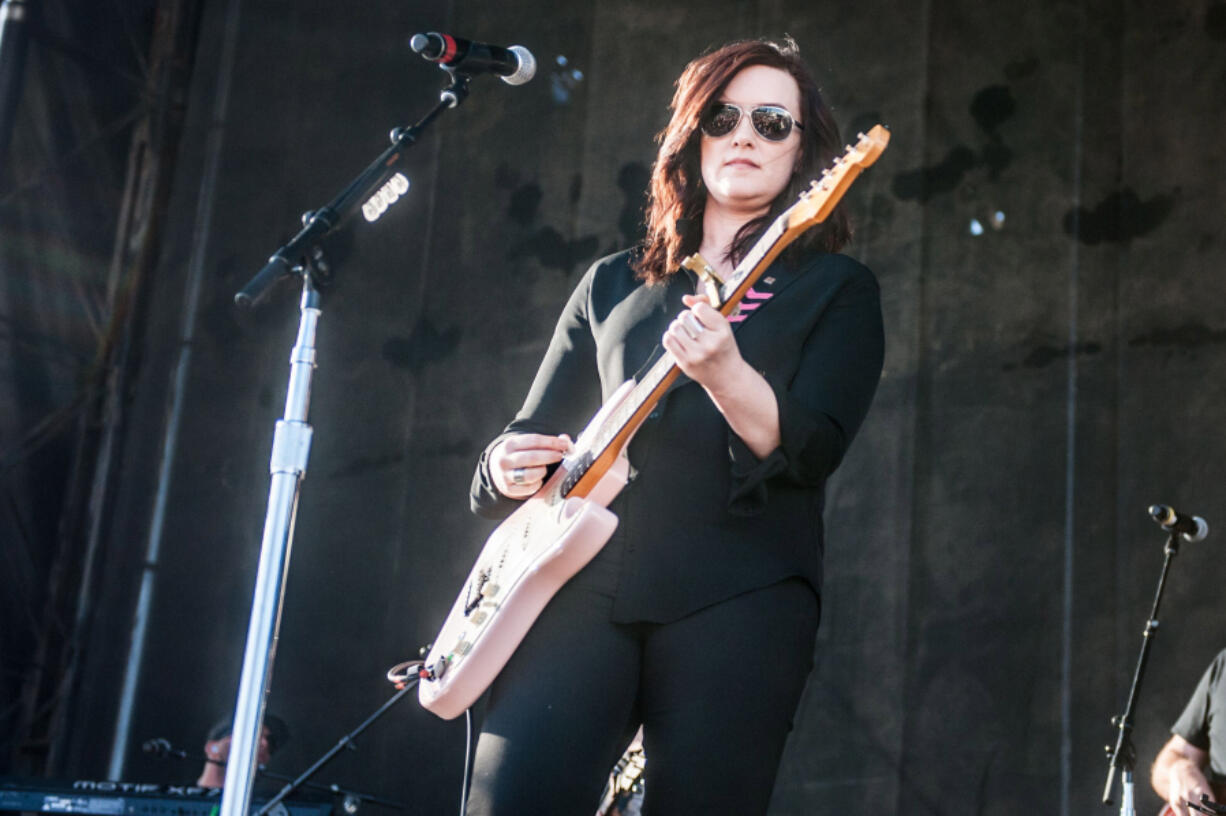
[
  {"left": 750, "top": 107, "right": 793, "bottom": 141},
  {"left": 702, "top": 104, "right": 741, "bottom": 137}
]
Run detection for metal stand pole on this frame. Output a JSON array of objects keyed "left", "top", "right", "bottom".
[
  {"left": 0, "top": 0, "right": 30, "bottom": 171},
  {"left": 220, "top": 66, "right": 483, "bottom": 816},
  {"left": 1103, "top": 530, "right": 1181, "bottom": 813},
  {"left": 255, "top": 682, "right": 416, "bottom": 816},
  {"left": 220, "top": 276, "right": 319, "bottom": 816}
]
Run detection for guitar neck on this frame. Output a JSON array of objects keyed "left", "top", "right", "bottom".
[{"left": 554, "top": 125, "right": 890, "bottom": 501}]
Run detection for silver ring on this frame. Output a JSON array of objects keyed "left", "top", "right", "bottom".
[
  {"left": 682, "top": 312, "right": 705, "bottom": 339},
  {"left": 511, "top": 467, "right": 527, "bottom": 485}
]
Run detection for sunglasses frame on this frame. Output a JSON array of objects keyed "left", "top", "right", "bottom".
[{"left": 700, "top": 102, "right": 804, "bottom": 142}]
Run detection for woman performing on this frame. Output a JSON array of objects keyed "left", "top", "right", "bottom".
[{"left": 465, "top": 37, "right": 885, "bottom": 815}]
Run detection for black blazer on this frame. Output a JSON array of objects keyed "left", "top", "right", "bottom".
[{"left": 471, "top": 248, "right": 884, "bottom": 623}]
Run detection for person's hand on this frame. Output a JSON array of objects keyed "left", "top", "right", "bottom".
[
  {"left": 490, "top": 433, "right": 572, "bottom": 498},
  {"left": 197, "top": 737, "right": 229, "bottom": 788},
  {"left": 197, "top": 730, "right": 272, "bottom": 788},
  {"left": 662, "top": 295, "right": 744, "bottom": 391},
  {"left": 1166, "top": 757, "right": 1216, "bottom": 816}
]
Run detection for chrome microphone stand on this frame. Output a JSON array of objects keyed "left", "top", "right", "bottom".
[
  {"left": 220, "top": 69, "right": 473, "bottom": 816},
  {"left": 218, "top": 270, "right": 321, "bottom": 816}
]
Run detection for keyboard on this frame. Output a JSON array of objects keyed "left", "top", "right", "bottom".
[{"left": 0, "top": 778, "right": 332, "bottom": 816}]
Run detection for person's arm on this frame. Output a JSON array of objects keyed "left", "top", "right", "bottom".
[
  {"left": 470, "top": 264, "right": 601, "bottom": 518},
  {"left": 665, "top": 260, "right": 884, "bottom": 512},
  {"left": 1152, "top": 734, "right": 1215, "bottom": 816},
  {"left": 665, "top": 294, "right": 781, "bottom": 459}
]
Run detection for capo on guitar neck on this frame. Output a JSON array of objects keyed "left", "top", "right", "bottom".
[{"left": 681, "top": 253, "right": 724, "bottom": 306}]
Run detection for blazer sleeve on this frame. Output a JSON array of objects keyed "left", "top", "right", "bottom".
[
  {"left": 470, "top": 264, "right": 604, "bottom": 519},
  {"left": 726, "top": 260, "right": 885, "bottom": 514}
]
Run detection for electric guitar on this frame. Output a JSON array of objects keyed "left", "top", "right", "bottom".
[
  {"left": 417, "top": 125, "right": 891, "bottom": 719},
  {"left": 595, "top": 736, "right": 646, "bottom": 816},
  {"left": 1160, "top": 782, "right": 1226, "bottom": 816}
]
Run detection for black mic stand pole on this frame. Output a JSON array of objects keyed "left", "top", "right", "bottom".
[
  {"left": 143, "top": 738, "right": 398, "bottom": 807},
  {"left": 220, "top": 70, "right": 471, "bottom": 816},
  {"left": 255, "top": 681, "right": 417, "bottom": 816},
  {"left": 1102, "top": 528, "right": 1183, "bottom": 814}
]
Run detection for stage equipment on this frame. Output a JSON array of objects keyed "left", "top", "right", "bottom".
[
  {"left": 0, "top": 0, "right": 29, "bottom": 168},
  {"left": 223, "top": 43, "right": 526, "bottom": 816},
  {"left": 1149, "top": 504, "right": 1209, "bottom": 543},
  {"left": 249, "top": 684, "right": 413, "bottom": 816},
  {"left": 1160, "top": 784, "right": 1226, "bottom": 816},
  {"left": 0, "top": 778, "right": 332, "bottom": 816},
  {"left": 409, "top": 32, "right": 536, "bottom": 86},
  {"left": 1103, "top": 504, "right": 1211, "bottom": 815},
  {"left": 136, "top": 736, "right": 396, "bottom": 814}
]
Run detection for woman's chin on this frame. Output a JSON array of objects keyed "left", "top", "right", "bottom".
[{"left": 708, "top": 189, "right": 774, "bottom": 217}]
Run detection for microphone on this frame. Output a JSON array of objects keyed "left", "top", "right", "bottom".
[
  {"left": 1148, "top": 504, "right": 1210, "bottom": 542},
  {"left": 141, "top": 737, "right": 188, "bottom": 759},
  {"left": 409, "top": 32, "right": 536, "bottom": 85}
]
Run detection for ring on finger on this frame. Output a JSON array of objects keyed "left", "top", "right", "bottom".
[
  {"left": 682, "top": 312, "right": 705, "bottom": 339},
  {"left": 511, "top": 467, "right": 527, "bottom": 485}
]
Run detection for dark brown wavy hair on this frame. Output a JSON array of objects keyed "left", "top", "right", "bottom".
[{"left": 632, "top": 37, "right": 852, "bottom": 284}]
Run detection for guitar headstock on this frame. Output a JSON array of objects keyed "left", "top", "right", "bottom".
[{"left": 786, "top": 124, "right": 890, "bottom": 230}]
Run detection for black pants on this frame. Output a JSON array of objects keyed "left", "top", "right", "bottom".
[{"left": 466, "top": 576, "right": 819, "bottom": 815}]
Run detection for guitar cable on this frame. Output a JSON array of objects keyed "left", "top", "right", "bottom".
[
  {"left": 459, "top": 709, "right": 472, "bottom": 816},
  {"left": 386, "top": 659, "right": 473, "bottom": 816}
]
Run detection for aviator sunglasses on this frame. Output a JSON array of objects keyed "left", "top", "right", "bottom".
[{"left": 700, "top": 102, "right": 804, "bottom": 142}]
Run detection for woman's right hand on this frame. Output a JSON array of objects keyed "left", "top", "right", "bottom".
[{"left": 490, "top": 433, "right": 573, "bottom": 499}]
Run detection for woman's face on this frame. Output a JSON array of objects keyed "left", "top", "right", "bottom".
[{"left": 699, "top": 64, "right": 804, "bottom": 219}]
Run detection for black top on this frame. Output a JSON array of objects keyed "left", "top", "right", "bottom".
[
  {"left": 470, "top": 248, "right": 884, "bottom": 623},
  {"left": 1173, "top": 649, "right": 1226, "bottom": 782}
]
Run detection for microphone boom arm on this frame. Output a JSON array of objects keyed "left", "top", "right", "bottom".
[{"left": 234, "top": 70, "right": 471, "bottom": 307}]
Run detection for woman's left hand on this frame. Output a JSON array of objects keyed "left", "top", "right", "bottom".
[{"left": 662, "top": 294, "right": 746, "bottom": 391}]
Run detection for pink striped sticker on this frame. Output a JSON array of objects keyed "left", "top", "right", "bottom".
[{"left": 728, "top": 287, "right": 773, "bottom": 323}]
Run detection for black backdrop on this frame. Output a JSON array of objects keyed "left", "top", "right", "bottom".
[{"left": 5, "top": 0, "right": 1226, "bottom": 814}]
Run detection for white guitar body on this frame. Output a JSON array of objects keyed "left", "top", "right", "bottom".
[{"left": 418, "top": 383, "right": 635, "bottom": 720}]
